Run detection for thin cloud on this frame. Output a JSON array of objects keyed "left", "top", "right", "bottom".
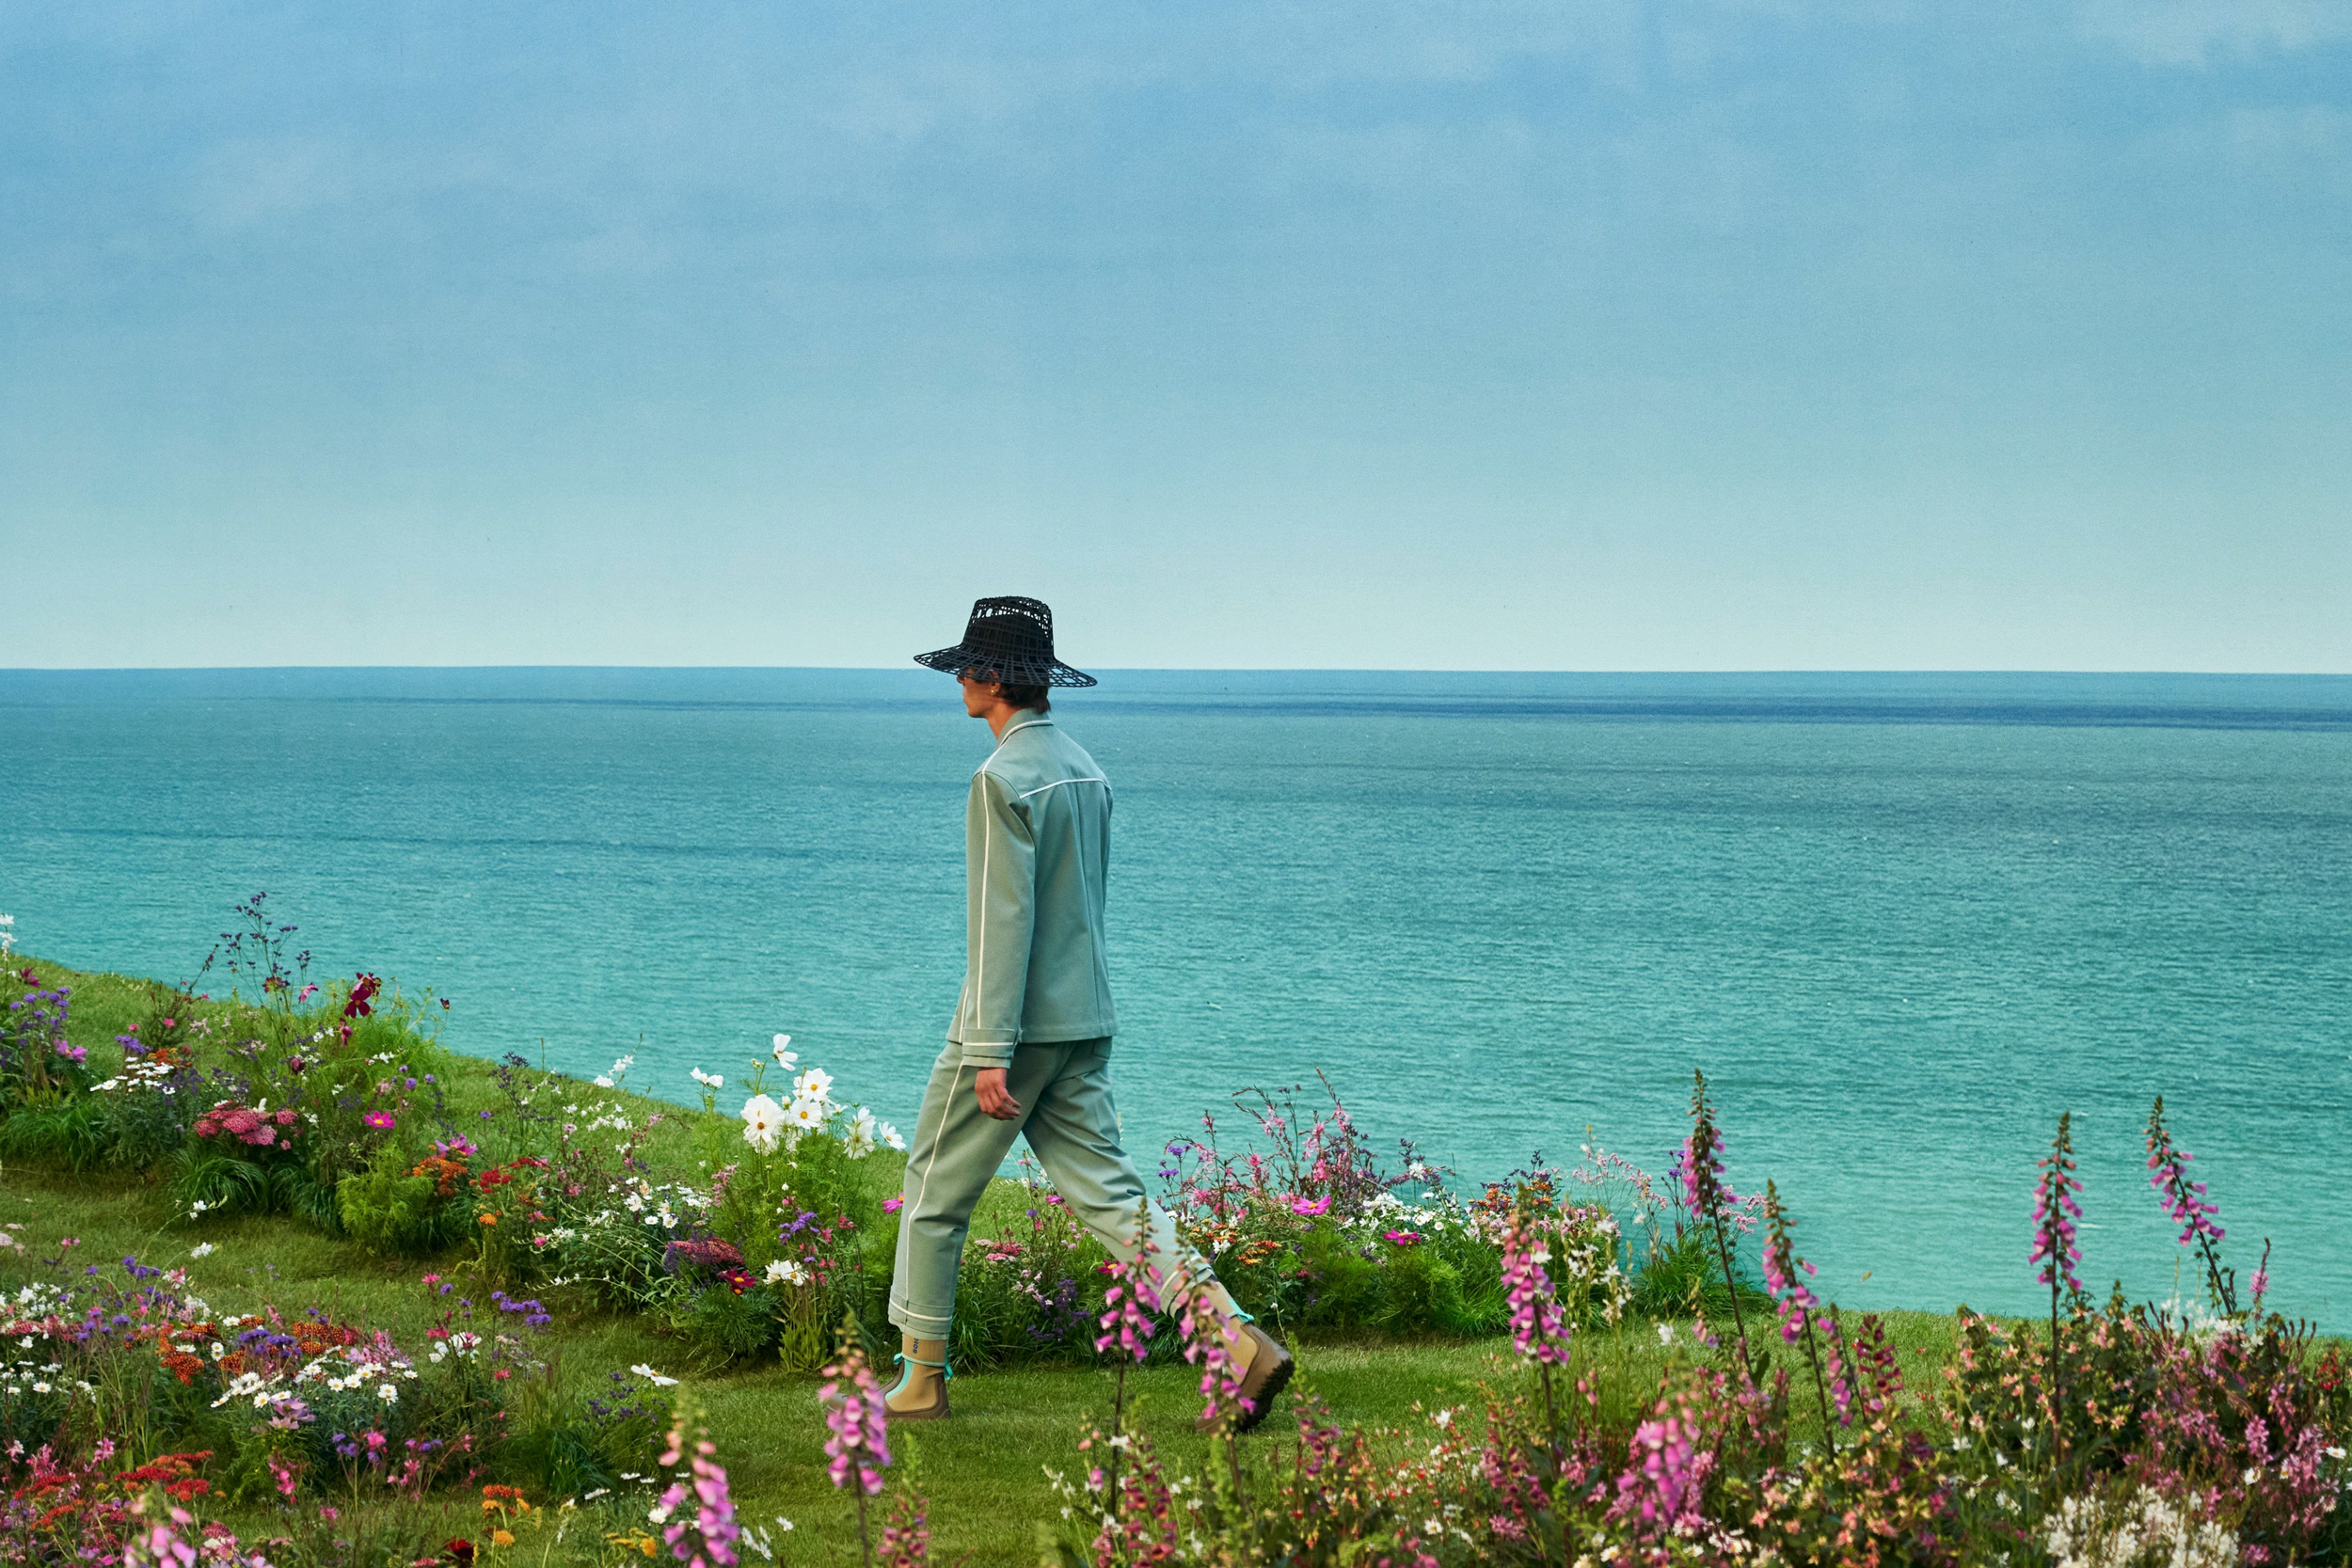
[{"left": 2078, "top": 0, "right": 2352, "bottom": 67}]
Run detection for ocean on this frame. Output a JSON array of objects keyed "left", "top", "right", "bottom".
[{"left": 4, "top": 668, "right": 2348, "bottom": 1327}]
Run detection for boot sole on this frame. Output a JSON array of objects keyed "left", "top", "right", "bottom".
[{"left": 1230, "top": 1348, "right": 1293, "bottom": 1434}]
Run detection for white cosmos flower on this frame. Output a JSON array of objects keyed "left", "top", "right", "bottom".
[
  {"left": 787, "top": 1097, "right": 825, "bottom": 1131},
  {"left": 377, "top": 1383, "right": 399, "bottom": 1402},
  {"left": 690, "top": 1067, "right": 723, "bottom": 1089},
  {"left": 629, "top": 1363, "right": 680, "bottom": 1387},
  {"left": 763, "top": 1259, "right": 809, "bottom": 1287},
  {"left": 791, "top": 1067, "right": 834, "bottom": 1103},
  {"left": 879, "top": 1120, "right": 905, "bottom": 1152},
  {"left": 189, "top": 1243, "right": 215, "bottom": 1259},
  {"left": 842, "top": 1108, "right": 877, "bottom": 1159},
  {"left": 739, "top": 1094, "right": 784, "bottom": 1153},
  {"left": 771, "top": 1034, "right": 797, "bottom": 1070}
]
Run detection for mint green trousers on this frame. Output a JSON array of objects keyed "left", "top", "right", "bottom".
[{"left": 887, "top": 1037, "right": 1204, "bottom": 1339}]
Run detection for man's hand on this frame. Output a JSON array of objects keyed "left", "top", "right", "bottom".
[{"left": 975, "top": 1067, "right": 1023, "bottom": 1121}]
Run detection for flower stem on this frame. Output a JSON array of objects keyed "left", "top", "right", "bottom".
[
  {"left": 1708, "top": 1205, "right": 1754, "bottom": 1380},
  {"left": 1799, "top": 1311, "right": 1836, "bottom": 1459}
]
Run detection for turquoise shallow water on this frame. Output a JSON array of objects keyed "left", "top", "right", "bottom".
[{"left": 3, "top": 668, "right": 2348, "bottom": 1327}]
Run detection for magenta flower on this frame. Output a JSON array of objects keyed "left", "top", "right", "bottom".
[
  {"left": 1501, "top": 1212, "right": 1571, "bottom": 1368},
  {"left": 655, "top": 1418, "right": 739, "bottom": 1568},
  {"left": 1759, "top": 1186, "right": 1820, "bottom": 1346},
  {"left": 2146, "top": 1095, "right": 2234, "bottom": 1313},
  {"left": 1176, "top": 1282, "right": 1249, "bottom": 1428},
  {"left": 1094, "top": 1253, "right": 1160, "bottom": 1365},
  {"left": 1288, "top": 1196, "right": 1330, "bottom": 1218},
  {"left": 363, "top": 1111, "right": 396, "bottom": 1132},
  {"left": 882, "top": 1196, "right": 904, "bottom": 1214},
  {"left": 1611, "top": 1394, "right": 1714, "bottom": 1534},
  {"left": 876, "top": 1490, "right": 930, "bottom": 1567},
  {"left": 1381, "top": 1229, "right": 1422, "bottom": 1246},
  {"left": 2029, "top": 1112, "right": 2083, "bottom": 1296},
  {"left": 1678, "top": 1070, "right": 1756, "bottom": 1373},
  {"left": 818, "top": 1338, "right": 891, "bottom": 1497}
]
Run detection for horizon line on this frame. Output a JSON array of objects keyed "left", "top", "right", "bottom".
[{"left": 8, "top": 664, "right": 2352, "bottom": 678}]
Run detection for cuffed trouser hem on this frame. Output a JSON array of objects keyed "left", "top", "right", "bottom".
[
  {"left": 890, "top": 1036, "right": 1216, "bottom": 1341},
  {"left": 885, "top": 1295, "right": 953, "bottom": 1338}
]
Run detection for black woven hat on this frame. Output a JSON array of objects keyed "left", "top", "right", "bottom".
[{"left": 914, "top": 596, "right": 1097, "bottom": 689}]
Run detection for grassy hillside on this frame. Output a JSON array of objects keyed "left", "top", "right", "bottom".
[{"left": 6, "top": 948, "right": 2343, "bottom": 1566}]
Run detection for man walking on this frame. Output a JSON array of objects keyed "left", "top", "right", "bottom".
[{"left": 884, "top": 595, "right": 1293, "bottom": 1430}]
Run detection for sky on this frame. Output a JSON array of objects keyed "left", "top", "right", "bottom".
[{"left": 3, "top": 1, "right": 2349, "bottom": 671}]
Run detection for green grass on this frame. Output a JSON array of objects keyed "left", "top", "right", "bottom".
[{"left": 2, "top": 952, "right": 1978, "bottom": 1565}]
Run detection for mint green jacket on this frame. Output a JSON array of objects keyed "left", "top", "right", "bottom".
[{"left": 946, "top": 715, "right": 1118, "bottom": 1065}]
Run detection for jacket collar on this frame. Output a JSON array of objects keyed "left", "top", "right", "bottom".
[{"left": 994, "top": 714, "right": 1054, "bottom": 748}]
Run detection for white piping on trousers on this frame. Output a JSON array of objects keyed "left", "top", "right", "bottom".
[{"left": 900, "top": 1058, "right": 972, "bottom": 1318}]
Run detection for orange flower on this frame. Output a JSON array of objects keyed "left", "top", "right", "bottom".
[{"left": 478, "top": 1212, "right": 499, "bottom": 1227}]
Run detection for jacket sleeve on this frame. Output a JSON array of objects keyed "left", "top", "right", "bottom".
[{"left": 956, "top": 769, "right": 1036, "bottom": 1067}]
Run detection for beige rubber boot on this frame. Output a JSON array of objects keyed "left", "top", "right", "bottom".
[
  {"left": 1198, "top": 1283, "right": 1261, "bottom": 1376},
  {"left": 883, "top": 1335, "right": 950, "bottom": 1420}
]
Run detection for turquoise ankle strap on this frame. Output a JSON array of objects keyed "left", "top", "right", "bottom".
[{"left": 894, "top": 1352, "right": 953, "bottom": 1379}]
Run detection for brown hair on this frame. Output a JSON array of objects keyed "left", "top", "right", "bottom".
[
  {"left": 966, "top": 668, "right": 1051, "bottom": 712},
  {"left": 996, "top": 682, "right": 1051, "bottom": 712}
]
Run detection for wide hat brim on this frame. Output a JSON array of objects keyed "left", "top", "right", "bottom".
[{"left": 914, "top": 641, "right": 1098, "bottom": 689}]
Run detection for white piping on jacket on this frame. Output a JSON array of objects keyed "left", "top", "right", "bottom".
[
  {"left": 1017, "top": 776, "right": 1107, "bottom": 800},
  {"left": 969, "top": 774, "right": 993, "bottom": 1040}
]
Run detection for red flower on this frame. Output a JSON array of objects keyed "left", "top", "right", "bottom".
[{"left": 344, "top": 974, "right": 381, "bottom": 1019}]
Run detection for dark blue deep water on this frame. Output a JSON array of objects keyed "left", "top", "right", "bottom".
[{"left": 4, "top": 669, "right": 2348, "bottom": 1325}]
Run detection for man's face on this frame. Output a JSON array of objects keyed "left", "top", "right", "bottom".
[{"left": 957, "top": 671, "right": 1001, "bottom": 718}]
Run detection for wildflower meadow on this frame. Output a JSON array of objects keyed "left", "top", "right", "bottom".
[{"left": 2, "top": 902, "right": 2347, "bottom": 1565}]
